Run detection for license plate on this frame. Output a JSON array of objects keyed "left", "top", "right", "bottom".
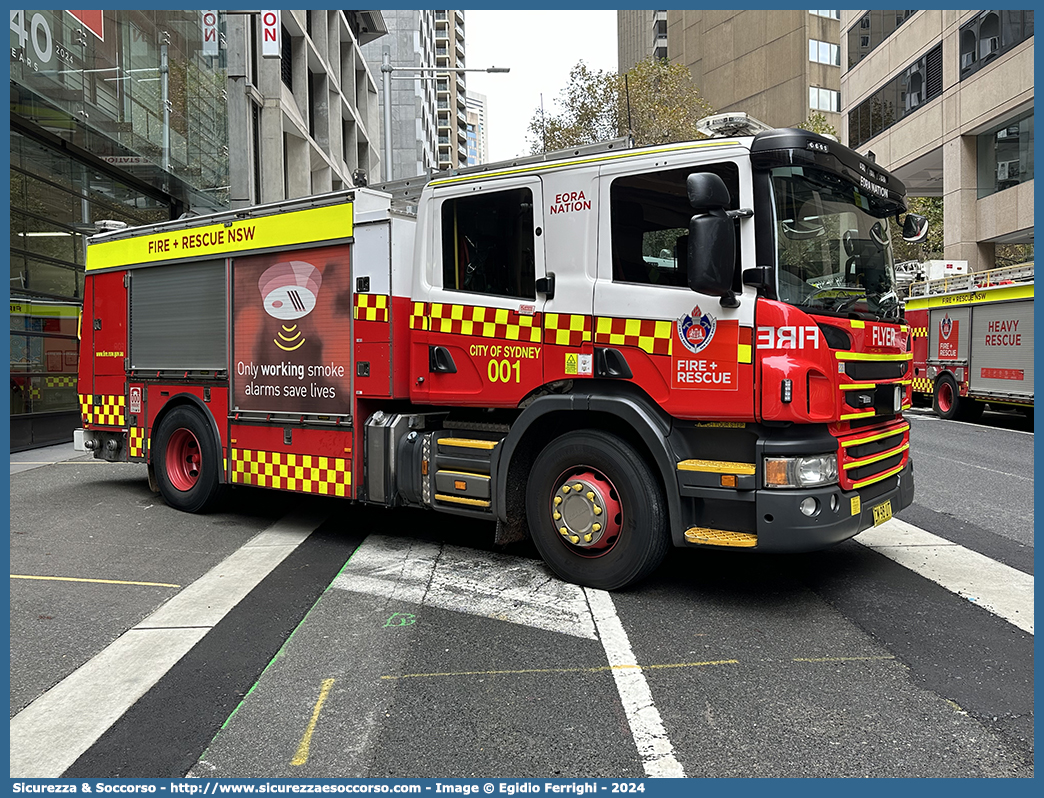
[{"left": 872, "top": 500, "right": 893, "bottom": 526}]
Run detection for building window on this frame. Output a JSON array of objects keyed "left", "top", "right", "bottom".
[
  {"left": 440, "top": 188, "right": 536, "bottom": 299},
  {"left": 959, "top": 10, "right": 1034, "bottom": 80},
  {"left": 809, "top": 86, "right": 841, "bottom": 112},
  {"left": 847, "top": 44, "right": 942, "bottom": 149},
  {"left": 280, "top": 28, "right": 293, "bottom": 90},
  {"left": 809, "top": 38, "right": 840, "bottom": 66},
  {"left": 977, "top": 110, "right": 1034, "bottom": 199},
  {"left": 810, "top": 10, "right": 840, "bottom": 19},
  {"left": 847, "top": 10, "right": 916, "bottom": 69}
]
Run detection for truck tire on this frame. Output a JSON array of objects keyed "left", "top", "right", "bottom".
[
  {"left": 153, "top": 405, "right": 224, "bottom": 513},
  {"left": 525, "top": 430, "right": 669, "bottom": 590},
  {"left": 932, "top": 373, "right": 961, "bottom": 420}
]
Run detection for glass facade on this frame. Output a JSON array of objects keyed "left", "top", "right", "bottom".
[
  {"left": 10, "top": 10, "right": 230, "bottom": 449},
  {"left": 959, "top": 10, "right": 1033, "bottom": 79},
  {"left": 977, "top": 110, "right": 1034, "bottom": 199},
  {"left": 847, "top": 10, "right": 916, "bottom": 69},
  {"left": 847, "top": 45, "right": 943, "bottom": 149}
]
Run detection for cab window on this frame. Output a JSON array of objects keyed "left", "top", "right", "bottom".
[
  {"left": 441, "top": 188, "right": 535, "bottom": 299},
  {"left": 610, "top": 163, "right": 739, "bottom": 286}
]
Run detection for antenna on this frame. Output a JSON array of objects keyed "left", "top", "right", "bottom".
[
  {"left": 540, "top": 93, "right": 547, "bottom": 153},
  {"left": 624, "top": 74, "right": 632, "bottom": 137}
]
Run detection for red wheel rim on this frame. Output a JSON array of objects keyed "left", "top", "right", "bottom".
[
  {"left": 548, "top": 468, "right": 623, "bottom": 558},
  {"left": 166, "top": 428, "right": 202, "bottom": 491},
  {"left": 937, "top": 382, "right": 954, "bottom": 414}
]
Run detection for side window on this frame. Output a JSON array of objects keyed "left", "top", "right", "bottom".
[
  {"left": 440, "top": 187, "right": 535, "bottom": 299},
  {"left": 610, "top": 163, "right": 739, "bottom": 286}
]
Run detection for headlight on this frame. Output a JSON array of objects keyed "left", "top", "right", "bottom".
[{"left": 764, "top": 454, "right": 838, "bottom": 488}]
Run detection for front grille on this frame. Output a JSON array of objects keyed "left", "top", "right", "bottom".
[
  {"left": 847, "top": 430, "right": 906, "bottom": 460},
  {"left": 844, "top": 360, "right": 909, "bottom": 381},
  {"left": 849, "top": 452, "right": 904, "bottom": 482},
  {"left": 849, "top": 413, "right": 900, "bottom": 430}
]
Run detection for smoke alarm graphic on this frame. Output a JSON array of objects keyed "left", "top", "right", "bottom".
[{"left": 258, "top": 261, "right": 322, "bottom": 321}]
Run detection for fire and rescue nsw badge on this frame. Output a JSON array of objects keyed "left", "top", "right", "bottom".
[
  {"left": 938, "top": 313, "right": 959, "bottom": 359},
  {"left": 672, "top": 305, "right": 739, "bottom": 391}
]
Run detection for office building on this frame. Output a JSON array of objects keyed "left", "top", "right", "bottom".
[
  {"left": 225, "top": 10, "right": 385, "bottom": 206},
  {"left": 362, "top": 9, "right": 468, "bottom": 180},
  {"left": 841, "top": 10, "right": 1033, "bottom": 271},
  {"left": 465, "top": 90, "right": 488, "bottom": 165},
  {"left": 663, "top": 10, "right": 842, "bottom": 130},
  {"left": 618, "top": 10, "right": 668, "bottom": 72}
]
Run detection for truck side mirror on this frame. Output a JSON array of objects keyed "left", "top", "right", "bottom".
[
  {"left": 686, "top": 172, "right": 738, "bottom": 308},
  {"left": 902, "top": 213, "right": 929, "bottom": 243}
]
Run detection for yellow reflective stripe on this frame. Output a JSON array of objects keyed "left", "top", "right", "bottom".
[
  {"left": 849, "top": 319, "right": 865, "bottom": 328},
  {"left": 429, "top": 140, "right": 740, "bottom": 186},
  {"left": 851, "top": 463, "right": 906, "bottom": 489},
  {"left": 738, "top": 343, "right": 752, "bottom": 364},
  {"left": 904, "top": 282, "right": 1033, "bottom": 310},
  {"left": 677, "top": 459, "right": 756, "bottom": 475},
  {"left": 435, "top": 494, "right": 491, "bottom": 508},
  {"left": 843, "top": 443, "right": 910, "bottom": 470},
  {"left": 437, "top": 438, "right": 498, "bottom": 450},
  {"left": 840, "top": 383, "right": 876, "bottom": 390},
  {"left": 835, "top": 352, "right": 913, "bottom": 361},
  {"left": 841, "top": 423, "right": 910, "bottom": 447},
  {"left": 87, "top": 202, "right": 353, "bottom": 271},
  {"left": 840, "top": 410, "right": 876, "bottom": 420}
]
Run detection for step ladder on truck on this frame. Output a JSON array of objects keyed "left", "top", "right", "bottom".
[
  {"left": 77, "top": 114, "right": 931, "bottom": 589},
  {"left": 905, "top": 262, "right": 1033, "bottom": 420}
]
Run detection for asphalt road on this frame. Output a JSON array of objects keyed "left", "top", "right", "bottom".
[{"left": 8, "top": 409, "right": 1034, "bottom": 779}]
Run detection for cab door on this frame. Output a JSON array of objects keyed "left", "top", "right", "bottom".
[{"left": 419, "top": 177, "right": 547, "bottom": 407}]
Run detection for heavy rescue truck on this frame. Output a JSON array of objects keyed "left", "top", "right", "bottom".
[
  {"left": 906, "top": 262, "right": 1033, "bottom": 420},
  {"left": 78, "top": 126, "right": 927, "bottom": 589}
]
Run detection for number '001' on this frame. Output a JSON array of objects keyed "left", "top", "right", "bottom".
[{"left": 487, "top": 359, "right": 520, "bottom": 383}]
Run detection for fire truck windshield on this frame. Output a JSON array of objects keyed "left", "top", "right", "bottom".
[{"left": 770, "top": 166, "right": 900, "bottom": 320}]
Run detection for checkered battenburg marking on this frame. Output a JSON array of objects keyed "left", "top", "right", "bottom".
[
  {"left": 543, "top": 313, "right": 592, "bottom": 347},
  {"left": 79, "top": 393, "right": 126, "bottom": 427},
  {"left": 354, "top": 293, "right": 389, "bottom": 322},
  {"left": 129, "top": 427, "right": 144, "bottom": 458},
  {"left": 427, "top": 303, "right": 542, "bottom": 343},
  {"left": 594, "top": 317, "right": 674, "bottom": 356},
  {"left": 231, "top": 449, "right": 352, "bottom": 497}
]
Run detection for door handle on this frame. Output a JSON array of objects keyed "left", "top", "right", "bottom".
[
  {"left": 429, "top": 345, "right": 457, "bottom": 374},
  {"left": 535, "top": 272, "right": 555, "bottom": 299}
]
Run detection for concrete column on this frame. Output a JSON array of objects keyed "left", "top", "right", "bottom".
[
  {"left": 226, "top": 16, "right": 251, "bottom": 209},
  {"left": 942, "top": 133, "right": 982, "bottom": 271}
]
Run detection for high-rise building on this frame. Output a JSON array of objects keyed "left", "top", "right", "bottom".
[
  {"left": 362, "top": 9, "right": 468, "bottom": 180},
  {"left": 617, "top": 10, "right": 668, "bottom": 72},
  {"left": 663, "top": 10, "right": 842, "bottom": 130},
  {"left": 465, "top": 90, "right": 488, "bottom": 165},
  {"left": 841, "top": 10, "right": 1033, "bottom": 271},
  {"left": 225, "top": 10, "right": 385, "bottom": 206}
]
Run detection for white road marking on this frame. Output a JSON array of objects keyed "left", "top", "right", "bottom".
[
  {"left": 858, "top": 518, "right": 1033, "bottom": 635},
  {"left": 906, "top": 409, "right": 1035, "bottom": 436},
  {"left": 585, "top": 588, "right": 686, "bottom": 778},
  {"left": 914, "top": 450, "right": 1032, "bottom": 481},
  {"left": 9, "top": 508, "right": 326, "bottom": 779},
  {"left": 332, "top": 536, "right": 683, "bottom": 776},
  {"left": 331, "top": 535, "right": 597, "bottom": 639}
]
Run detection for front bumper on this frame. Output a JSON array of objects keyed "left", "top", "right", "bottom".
[{"left": 753, "top": 459, "right": 914, "bottom": 552}]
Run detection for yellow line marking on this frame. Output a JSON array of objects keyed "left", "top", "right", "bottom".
[
  {"left": 291, "top": 678, "right": 335, "bottom": 767},
  {"left": 381, "top": 660, "right": 739, "bottom": 680},
  {"left": 11, "top": 574, "right": 181, "bottom": 588},
  {"left": 676, "top": 459, "right": 756, "bottom": 475},
  {"left": 792, "top": 656, "right": 896, "bottom": 663}
]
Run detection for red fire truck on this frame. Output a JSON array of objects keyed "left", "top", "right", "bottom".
[
  {"left": 905, "top": 262, "right": 1033, "bottom": 420},
  {"left": 78, "top": 126, "right": 926, "bottom": 589}
]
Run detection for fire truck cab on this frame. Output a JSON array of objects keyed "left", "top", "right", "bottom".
[{"left": 78, "top": 124, "right": 925, "bottom": 589}]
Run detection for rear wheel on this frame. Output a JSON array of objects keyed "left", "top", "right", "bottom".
[
  {"left": 153, "top": 405, "right": 224, "bottom": 512},
  {"left": 526, "top": 430, "right": 669, "bottom": 590},
  {"left": 932, "top": 373, "right": 961, "bottom": 420}
]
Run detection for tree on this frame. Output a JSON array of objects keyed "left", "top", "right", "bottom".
[
  {"left": 526, "top": 58, "right": 714, "bottom": 152},
  {"left": 796, "top": 112, "right": 837, "bottom": 138},
  {"left": 890, "top": 196, "right": 943, "bottom": 263}
]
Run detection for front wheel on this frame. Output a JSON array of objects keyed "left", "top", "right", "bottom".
[
  {"left": 153, "top": 405, "right": 224, "bottom": 513},
  {"left": 526, "top": 430, "right": 669, "bottom": 590}
]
